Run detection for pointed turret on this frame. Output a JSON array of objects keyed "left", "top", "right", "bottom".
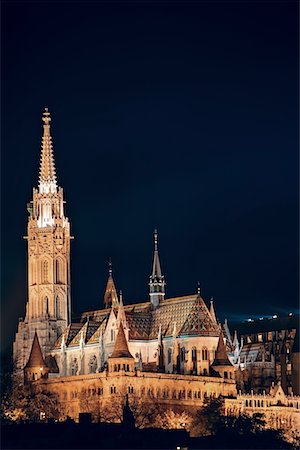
[
  {"left": 110, "top": 322, "right": 133, "bottom": 359},
  {"left": 104, "top": 260, "right": 119, "bottom": 308},
  {"left": 212, "top": 332, "right": 233, "bottom": 367},
  {"left": 108, "top": 322, "right": 134, "bottom": 373},
  {"left": 211, "top": 331, "right": 235, "bottom": 380},
  {"left": 149, "top": 229, "right": 165, "bottom": 308},
  {"left": 39, "top": 108, "right": 57, "bottom": 194},
  {"left": 24, "top": 332, "right": 49, "bottom": 382},
  {"left": 209, "top": 297, "right": 217, "bottom": 323}
]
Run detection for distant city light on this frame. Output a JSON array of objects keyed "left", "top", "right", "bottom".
[
  {"left": 247, "top": 318, "right": 254, "bottom": 322},
  {"left": 272, "top": 315, "right": 278, "bottom": 319},
  {"left": 259, "top": 317, "right": 263, "bottom": 320},
  {"left": 289, "top": 312, "right": 293, "bottom": 316}
]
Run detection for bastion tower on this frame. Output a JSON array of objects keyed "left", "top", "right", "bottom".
[{"left": 13, "top": 109, "right": 72, "bottom": 377}]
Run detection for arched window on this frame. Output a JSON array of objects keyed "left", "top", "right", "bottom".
[
  {"left": 43, "top": 297, "right": 49, "bottom": 316},
  {"left": 56, "top": 296, "right": 60, "bottom": 319},
  {"left": 180, "top": 347, "right": 185, "bottom": 362},
  {"left": 89, "top": 355, "right": 97, "bottom": 374},
  {"left": 202, "top": 348, "right": 208, "bottom": 360},
  {"left": 42, "top": 260, "right": 49, "bottom": 283},
  {"left": 224, "top": 371, "right": 228, "bottom": 379},
  {"left": 56, "top": 260, "right": 60, "bottom": 283},
  {"left": 192, "top": 347, "right": 197, "bottom": 362}
]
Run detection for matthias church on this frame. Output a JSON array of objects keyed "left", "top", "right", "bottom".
[{"left": 13, "top": 111, "right": 300, "bottom": 438}]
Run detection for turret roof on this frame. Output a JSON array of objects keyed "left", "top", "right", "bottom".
[
  {"left": 110, "top": 322, "right": 134, "bottom": 359},
  {"left": 212, "top": 331, "right": 233, "bottom": 367},
  {"left": 25, "top": 332, "right": 48, "bottom": 369}
]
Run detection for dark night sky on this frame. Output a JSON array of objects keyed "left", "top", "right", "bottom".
[{"left": 1, "top": 1, "right": 299, "bottom": 358}]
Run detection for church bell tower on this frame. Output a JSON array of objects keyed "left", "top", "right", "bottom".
[{"left": 13, "top": 108, "right": 72, "bottom": 376}]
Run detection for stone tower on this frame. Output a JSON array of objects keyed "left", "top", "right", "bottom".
[
  {"left": 149, "top": 229, "right": 165, "bottom": 308},
  {"left": 13, "top": 108, "right": 72, "bottom": 377}
]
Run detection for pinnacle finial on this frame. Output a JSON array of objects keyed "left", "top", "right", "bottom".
[
  {"left": 197, "top": 282, "right": 201, "bottom": 295},
  {"left": 42, "top": 107, "right": 51, "bottom": 125},
  {"left": 108, "top": 258, "right": 112, "bottom": 276},
  {"left": 154, "top": 228, "right": 158, "bottom": 250}
]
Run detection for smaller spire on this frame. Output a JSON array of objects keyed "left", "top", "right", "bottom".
[
  {"left": 149, "top": 229, "right": 165, "bottom": 307},
  {"left": 104, "top": 260, "right": 118, "bottom": 308}
]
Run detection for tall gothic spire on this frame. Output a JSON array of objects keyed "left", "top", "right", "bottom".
[
  {"left": 39, "top": 108, "right": 57, "bottom": 194},
  {"left": 104, "top": 260, "right": 119, "bottom": 308},
  {"left": 149, "top": 229, "right": 165, "bottom": 308}
]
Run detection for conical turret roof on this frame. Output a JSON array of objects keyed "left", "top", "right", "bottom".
[
  {"left": 25, "top": 332, "right": 48, "bottom": 369},
  {"left": 212, "top": 331, "right": 233, "bottom": 367},
  {"left": 110, "top": 322, "right": 134, "bottom": 359}
]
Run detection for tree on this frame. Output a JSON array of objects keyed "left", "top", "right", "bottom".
[
  {"left": 155, "top": 409, "right": 193, "bottom": 430},
  {"left": 191, "top": 395, "right": 226, "bottom": 436},
  {"left": 1, "top": 377, "right": 59, "bottom": 423}
]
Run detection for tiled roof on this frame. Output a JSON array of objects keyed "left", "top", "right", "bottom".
[
  {"left": 87, "top": 318, "right": 107, "bottom": 344},
  {"left": 53, "top": 294, "right": 221, "bottom": 350},
  {"left": 53, "top": 323, "right": 82, "bottom": 349},
  {"left": 69, "top": 321, "right": 100, "bottom": 347}
]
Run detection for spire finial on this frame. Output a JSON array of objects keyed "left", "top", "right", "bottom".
[
  {"left": 197, "top": 282, "right": 201, "bottom": 295},
  {"left": 154, "top": 228, "right": 158, "bottom": 250},
  {"left": 108, "top": 258, "right": 112, "bottom": 276},
  {"left": 42, "top": 107, "right": 51, "bottom": 125}
]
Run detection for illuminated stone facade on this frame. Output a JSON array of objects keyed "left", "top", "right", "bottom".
[{"left": 14, "top": 110, "right": 299, "bottom": 441}]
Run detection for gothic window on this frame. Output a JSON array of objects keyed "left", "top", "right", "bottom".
[
  {"left": 202, "top": 348, "right": 208, "bottom": 360},
  {"left": 224, "top": 371, "right": 228, "bottom": 379},
  {"left": 89, "top": 355, "right": 97, "bottom": 374},
  {"left": 192, "top": 347, "right": 197, "bottom": 362},
  {"left": 167, "top": 348, "right": 172, "bottom": 364},
  {"left": 110, "top": 385, "right": 116, "bottom": 394},
  {"left": 180, "top": 347, "right": 185, "bottom": 362},
  {"left": 111, "top": 329, "right": 114, "bottom": 342},
  {"left": 71, "top": 358, "right": 78, "bottom": 376},
  {"left": 42, "top": 260, "right": 49, "bottom": 284},
  {"left": 43, "top": 297, "right": 49, "bottom": 316},
  {"left": 56, "top": 260, "right": 60, "bottom": 283}
]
